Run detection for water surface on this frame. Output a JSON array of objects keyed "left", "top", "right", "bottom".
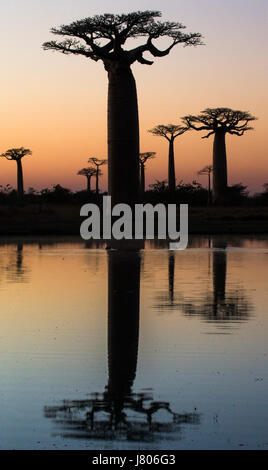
[{"left": 0, "top": 236, "right": 268, "bottom": 449}]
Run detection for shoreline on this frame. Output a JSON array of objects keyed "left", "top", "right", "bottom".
[{"left": 0, "top": 204, "right": 268, "bottom": 235}]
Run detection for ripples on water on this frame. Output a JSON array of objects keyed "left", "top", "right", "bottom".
[{"left": 0, "top": 236, "right": 268, "bottom": 449}]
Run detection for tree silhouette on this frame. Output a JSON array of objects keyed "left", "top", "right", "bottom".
[
  {"left": 198, "top": 165, "right": 213, "bottom": 205},
  {"left": 43, "top": 11, "right": 202, "bottom": 206},
  {"left": 183, "top": 108, "right": 257, "bottom": 204},
  {"left": 0, "top": 147, "right": 32, "bottom": 200},
  {"left": 155, "top": 241, "right": 252, "bottom": 327},
  {"left": 44, "top": 247, "right": 200, "bottom": 442},
  {"left": 88, "top": 157, "right": 107, "bottom": 194},
  {"left": 77, "top": 167, "right": 97, "bottom": 193},
  {"left": 148, "top": 124, "right": 188, "bottom": 191},
  {"left": 139, "top": 152, "right": 156, "bottom": 196},
  {"left": 180, "top": 246, "right": 252, "bottom": 323}
]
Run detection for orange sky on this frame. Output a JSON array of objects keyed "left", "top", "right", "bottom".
[{"left": 0, "top": 0, "right": 267, "bottom": 193}]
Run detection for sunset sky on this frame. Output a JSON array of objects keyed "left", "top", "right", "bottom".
[{"left": 0, "top": 0, "right": 267, "bottom": 193}]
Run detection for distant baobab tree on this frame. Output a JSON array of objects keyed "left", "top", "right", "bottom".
[
  {"left": 139, "top": 152, "right": 156, "bottom": 196},
  {"left": 183, "top": 108, "right": 257, "bottom": 204},
  {"left": 0, "top": 147, "right": 32, "bottom": 200},
  {"left": 77, "top": 167, "right": 97, "bottom": 193},
  {"left": 148, "top": 124, "right": 188, "bottom": 191},
  {"left": 43, "top": 11, "right": 203, "bottom": 206},
  {"left": 198, "top": 165, "right": 213, "bottom": 205},
  {"left": 88, "top": 157, "right": 107, "bottom": 194}
]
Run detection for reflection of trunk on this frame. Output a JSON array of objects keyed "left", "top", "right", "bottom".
[
  {"left": 16, "top": 159, "right": 24, "bottom": 200},
  {"left": 168, "top": 251, "right": 175, "bottom": 304},
  {"left": 168, "top": 138, "right": 176, "bottom": 192},
  {"left": 140, "top": 163, "right": 145, "bottom": 196},
  {"left": 212, "top": 243, "right": 227, "bottom": 316},
  {"left": 107, "top": 249, "right": 140, "bottom": 399},
  {"left": 212, "top": 131, "right": 227, "bottom": 204},
  {"left": 107, "top": 62, "right": 140, "bottom": 207},
  {"left": 17, "top": 242, "right": 23, "bottom": 274}
]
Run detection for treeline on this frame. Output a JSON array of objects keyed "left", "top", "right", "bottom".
[{"left": 1, "top": 182, "right": 268, "bottom": 206}]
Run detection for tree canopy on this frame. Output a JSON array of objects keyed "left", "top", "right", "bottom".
[
  {"left": 1, "top": 147, "right": 32, "bottom": 161},
  {"left": 182, "top": 108, "right": 257, "bottom": 138},
  {"left": 139, "top": 152, "right": 156, "bottom": 165},
  {"left": 88, "top": 157, "right": 107, "bottom": 167},
  {"left": 43, "top": 11, "right": 203, "bottom": 66},
  {"left": 198, "top": 165, "right": 213, "bottom": 176},
  {"left": 77, "top": 167, "right": 97, "bottom": 177},
  {"left": 148, "top": 124, "right": 188, "bottom": 140}
]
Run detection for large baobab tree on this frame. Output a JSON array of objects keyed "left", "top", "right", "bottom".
[
  {"left": 88, "top": 157, "right": 107, "bottom": 194},
  {"left": 43, "top": 11, "right": 202, "bottom": 206},
  {"left": 139, "top": 152, "right": 156, "bottom": 196},
  {"left": 77, "top": 167, "right": 97, "bottom": 193},
  {"left": 0, "top": 147, "right": 32, "bottom": 200},
  {"left": 183, "top": 108, "right": 257, "bottom": 204},
  {"left": 148, "top": 124, "right": 188, "bottom": 191},
  {"left": 198, "top": 164, "right": 213, "bottom": 205}
]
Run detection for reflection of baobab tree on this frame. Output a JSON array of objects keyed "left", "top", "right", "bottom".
[
  {"left": 84, "top": 240, "right": 106, "bottom": 250},
  {"left": 155, "top": 242, "right": 252, "bottom": 327},
  {"left": 168, "top": 251, "right": 175, "bottom": 305},
  {"left": 44, "top": 246, "right": 200, "bottom": 443},
  {"left": 5, "top": 242, "right": 30, "bottom": 283},
  {"left": 182, "top": 245, "right": 253, "bottom": 325}
]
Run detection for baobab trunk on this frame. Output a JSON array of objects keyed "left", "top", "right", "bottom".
[
  {"left": 16, "top": 159, "right": 24, "bottom": 200},
  {"left": 140, "top": 163, "right": 145, "bottom": 196},
  {"left": 107, "top": 62, "right": 140, "bottom": 207},
  {"left": 212, "top": 131, "right": 228, "bottom": 204},
  {"left": 168, "top": 139, "right": 176, "bottom": 192},
  {"left": 96, "top": 169, "right": 99, "bottom": 194}
]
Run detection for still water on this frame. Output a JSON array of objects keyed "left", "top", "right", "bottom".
[{"left": 0, "top": 236, "right": 268, "bottom": 450}]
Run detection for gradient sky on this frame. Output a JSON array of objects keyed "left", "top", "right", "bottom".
[{"left": 0, "top": 0, "right": 267, "bottom": 193}]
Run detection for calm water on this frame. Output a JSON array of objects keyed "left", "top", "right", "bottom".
[{"left": 0, "top": 236, "right": 268, "bottom": 450}]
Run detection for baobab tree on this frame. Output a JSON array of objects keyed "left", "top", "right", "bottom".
[
  {"left": 88, "top": 157, "right": 107, "bottom": 194},
  {"left": 148, "top": 124, "right": 188, "bottom": 191},
  {"left": 183, "top": 108, "right": 257, "bottom": 203},
  {"left": 43, "top": 11, "right": 202, "bottom": 206},
  {"left": 139, "top": 152, "right": 156, "bottom": 196},
  {"left": 0, "top": 147, "right": 32, "bottom": 200},
  {"left": 198, "top": 165, "right": 213, "bottom": 205},
  {"left": 77, "top": 167, "right": 97, "bottom": 193}
]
